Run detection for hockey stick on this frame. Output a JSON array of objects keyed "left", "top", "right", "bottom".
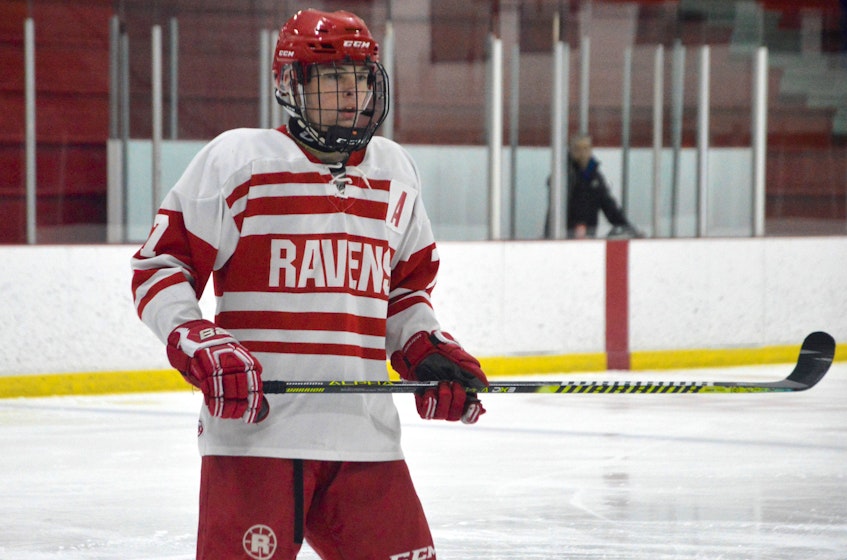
[{"left": 262, "top": 331, "right": 835, "bottom": 396}]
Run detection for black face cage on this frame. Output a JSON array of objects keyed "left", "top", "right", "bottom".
[{"left": 279, "top": 59, "right": 389, "bottom": 153}]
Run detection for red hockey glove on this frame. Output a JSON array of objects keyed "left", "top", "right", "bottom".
[
  {"left": 390, "top": 330, "right": 488, "bottom": 424},
  {"left": 167, "top": 320, "right": 265, "bottom": 423}
]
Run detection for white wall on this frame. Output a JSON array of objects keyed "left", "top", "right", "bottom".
[
  {"left": 629, "top": 237, "right": 847, "bottom": 350},
  {"left": 432, "top": 241, "right": 607, "bottom": 355},
  {"left": 1, "top": 238, "right": 844, "bottom": 377}
]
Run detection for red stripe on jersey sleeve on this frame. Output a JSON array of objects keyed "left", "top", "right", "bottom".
[
  {"left": 227, "top": 178, "right": 252, "bottom": 211},
  {"left": 390, "top": 243, "right": 439, "bottom": 294},
  {"left": 387, "top": 294, "right": 432, "bottom": 318},
  {"left": 131, "top": 267, "right": 158, "bottom": 297},
  {"left": 134, "top": 271, "right": 188, "bottom": 318},
  {"left": 387, "top": 244, "right": 438, "bottom": 318},
  {"left": 131, "top": 208, "right": 217, "bottom": 318}
]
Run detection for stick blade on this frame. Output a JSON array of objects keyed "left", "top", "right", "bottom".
[{"left": 785, "top": 331, "right": 836, "bottom": 390}]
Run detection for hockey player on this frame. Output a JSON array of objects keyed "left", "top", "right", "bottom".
[{"left": 130, "top": 9, "right": 488, "bottom": 560}]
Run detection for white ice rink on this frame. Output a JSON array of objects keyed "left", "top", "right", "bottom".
[{"left": 1, "top": 364, "right": 845, "bottom": 560}]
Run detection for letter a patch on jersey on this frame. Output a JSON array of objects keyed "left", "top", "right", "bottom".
[{"left": 386, "top": 183, "right": 417, "bottom": 234}]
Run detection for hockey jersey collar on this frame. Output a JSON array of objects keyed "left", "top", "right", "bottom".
[{"left": 277, "top": 125, "right": 367, "bottom": 167}]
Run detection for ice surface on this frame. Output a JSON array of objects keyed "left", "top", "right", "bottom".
[{"left": 1, "top": 364, "right": 845, "bottom": 559}]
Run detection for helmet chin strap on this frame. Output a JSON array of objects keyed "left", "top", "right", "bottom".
[
  {"left": 288, "top": 114, "right": 371, "bottom": 157},
  {"left": 287, "top": 117, "right": 341, "bottom": 155}
]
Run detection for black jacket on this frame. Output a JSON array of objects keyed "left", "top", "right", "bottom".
[{"left": 545, "top": 157, "right": 630, "bottom": 238}]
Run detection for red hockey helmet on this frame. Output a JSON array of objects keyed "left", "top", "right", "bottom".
[
  {"left": 273, "top": 9, "right": 389, "bottom": 153},
  {"left": 273, "top": 9, "right": 380, "bottom": 77}
]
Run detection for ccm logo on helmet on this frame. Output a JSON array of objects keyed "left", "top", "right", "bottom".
[
  {"left": 278, "top": 49, "right": 295, "bottom": 58},
  {"left": 343, "top": 40, "right": 371, "bottom": 48}
]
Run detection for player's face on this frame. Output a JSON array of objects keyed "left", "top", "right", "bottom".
[{"left": 303, "top": 63, "right": 372, "bottom": 130}]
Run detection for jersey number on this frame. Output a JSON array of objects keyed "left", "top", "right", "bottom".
[{"left": 139, "top": 214, "right": 170, "bottom": 257}]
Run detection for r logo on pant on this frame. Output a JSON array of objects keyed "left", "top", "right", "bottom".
[{"left": 243, "top": 524, "right": 277, "bottom": 559}]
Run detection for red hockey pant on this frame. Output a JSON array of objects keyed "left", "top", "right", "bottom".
[{"left": 197, "top": 455, "right": 435, "bottom": 559}]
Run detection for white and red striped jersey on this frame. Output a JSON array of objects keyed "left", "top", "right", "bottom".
[{"left": 131, "top": 126, "right": 442, "bottom": 461}]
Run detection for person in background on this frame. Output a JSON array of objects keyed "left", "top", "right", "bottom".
[
  {"left": 545, "top": 133, "right": 642, "bottom": 239},
  {"left": 130, "top": 9, "right": 487, "bottom": 560}
]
